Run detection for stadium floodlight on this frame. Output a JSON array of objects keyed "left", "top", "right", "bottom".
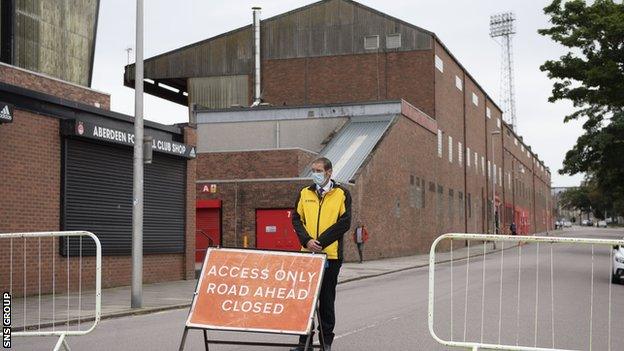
[
  {"left": 490, "top": 12, "right": 516, "bottom": 38},
  {"left": 490, "top": 11, "right": 517, "bottom": 132}
]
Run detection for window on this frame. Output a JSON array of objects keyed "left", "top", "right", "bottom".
[
  {"left": 467, "top": 147, "right": 471, "bottom": 167},
  {"left": 486, "top": 107, "right": 491, "bottom": 119},
  {"left": 475, "top": 152, "right": 479, "bottom": 174},
  {"left": 409, "top": 175, "right": 416, "bottom": 207},
  {"left": 472, "top": 92, "right": 479, "bottom": 106},
  {"left": 521, "top": 145, "right": 525, "bottom": 153},
  {"left": 437, "top": 129, "right": 443, "bottom": 158},
  {"left": 527, "top": 150, "right": 531, "bottom": 158},
  {"left": 499, "top": 167, "right": 502, "bottom": 186},
  {"left": 435, "top": 55, "right": 444, "bottom": 72},
  {"left": 458, "top": 142, "right": 463, "bottom": 166},
  {"left": 394, "top": 198, "right": 401, "bottom": 218},
  {"left": 386, "top": 33, "right": 401, "bottom": 49},
  {"left": 488, "top": 160, "right": 491, "bottom": 178},
  {"left": 448, "top": 136, "right": 453, "bottom": 163},
  {"left": 437, "top": 185, "right": 444, "bottom": 220},
  {"left": 459, "top": 192, "right": 464, "bottom": 221},
  {"left": 416, "top": 177, "right": 425, "bottom": 209},
  {"left": 410, "top": 176, "right": 423, "bottom": 209},
  {"left": 493, "top": 164, "right": 497, "bottom": 184},
  {"left": 508, "top": 173, "right": 512, "bottom": 188},
  {"left": 429, "top": 181, "right": 436, "bottom": 192},
  {"left": 455, "top": 75, "right": 463, "bottom": 91},
  {"left": 468, "top": 193, "right": 472, "bottom": 218},
  {"left": 364, "top": 35, "right": 380, "bottom": 50},
  {"left": 514, "top": 138, "right": 518, "bottom": 146},
  {"left": 497, "top": 118, "right": 501, "bottom": 128}
]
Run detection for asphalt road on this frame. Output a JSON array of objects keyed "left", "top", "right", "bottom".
[{"left": 11, "top": 227, "right": 624, "bottom": 350}]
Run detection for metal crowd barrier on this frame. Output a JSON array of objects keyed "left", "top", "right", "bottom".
[
  {"left": 0, "top": 231, "right": 101, "bottom": 351},
  {"left": 428, "top": 233, "right": 624, "bottom": 351}
]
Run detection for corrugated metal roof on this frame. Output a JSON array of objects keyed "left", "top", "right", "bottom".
[{"left": 303, "top": 115, "right": 395, "bottom": 183}]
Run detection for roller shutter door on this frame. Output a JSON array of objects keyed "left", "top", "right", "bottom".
[{"left": 62, "top": 138, "right": 186, "bottom": 256}]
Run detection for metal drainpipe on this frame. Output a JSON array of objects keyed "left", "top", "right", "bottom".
[
  {"left": 462, "top": 69, "right": 468, "bottom": 236},
  {"left": 252, "top": 7, "right": 262, "bottom": 106}
]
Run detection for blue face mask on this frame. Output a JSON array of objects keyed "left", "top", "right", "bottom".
[{"left": 312, "top": 171, "right": 326, "bottom": 186}]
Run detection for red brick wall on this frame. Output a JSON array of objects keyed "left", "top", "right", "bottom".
[
  {"left": 195, "top": 116, "right": 452, "bottom": 262},
  {"left": 0, "top": 243, "right": 187, "bottom": 296},
  {"left": 0, "top": 63, "right": 110, "bottom": 110},
  {"left": 0, "top": 109, "right": 195, "bottom": 296},
  {"left": 196, "top": 179, "right": 313, "bottom": 248},
  {"left": 502, "top": 124, "right": 538, "bottom": 234},
  {"left": 192, "top": 113, "right": 550, "bottom": 262},
  {"left": 0, "top": 110, "right": 60, "bottom": 234},
  {"left": 197, "top": 149, "right": 317, "bottom": 180},
  {"left": 262, "top": 51, "right": 434, "bottom": 116},
  {"left": 462, "top": 75, "right": 487, "bottom": 234},
  {"left": 433, "top": 42, "right": 467, "bottom": 235},
  {"left": 353, "top": 115, "right": 438, "bottom": 259},
  {"left": 503, "top": 148, "right": 515, "bottom": 231},
  {"left": 261, "top": 58, "right": 308, "bottom": 106},
  {"left": 207, "top": 43, "right": 553, "bottom": 258}
]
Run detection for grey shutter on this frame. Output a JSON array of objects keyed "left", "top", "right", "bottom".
[{"left": 62, "top": 138, "right": 186, "bottom": 256}]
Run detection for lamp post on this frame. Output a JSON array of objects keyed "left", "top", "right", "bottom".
[
  {"left": 490, "top": 130, "right": 500, "bottom": 234},
  {"left": 491, "top": 130, "right": 501, "bottom": 244},
  {"left": 131, "top": 0, "right": 144, "bottom": 309}
]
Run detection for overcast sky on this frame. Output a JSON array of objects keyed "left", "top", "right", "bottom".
[{"left": 91, "top": 0, "right": 584, "bottom": 187}]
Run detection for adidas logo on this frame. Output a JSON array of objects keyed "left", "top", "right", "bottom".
[{"left": 0, "top": 105, "right": 12, "bottom": 121}]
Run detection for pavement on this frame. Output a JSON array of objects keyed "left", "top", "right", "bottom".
[{"left": 12, "top": 233, "right": 540, "bottom": 331}]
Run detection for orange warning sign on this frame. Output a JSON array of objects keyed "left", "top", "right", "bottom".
[{"left": 186, "top": 248, "right": 326, "bottom": 334}]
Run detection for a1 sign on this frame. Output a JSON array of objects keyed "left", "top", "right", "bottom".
[
  {"left": 0, "top": 102, "right": 14, "bottom": 124},
  {"left": 186, "top": 248, "right": 326, "bottom": 334}
]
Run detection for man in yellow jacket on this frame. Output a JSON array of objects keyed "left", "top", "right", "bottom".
[{"left": 291, "top": 157, "right": 351, "bottom": 351}]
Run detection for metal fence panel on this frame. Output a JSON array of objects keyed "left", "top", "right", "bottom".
[
  {"left": 0, "top": 231, "right": 101, "bottom": 351},
  {"left": 428, "top": 233, "right": 624, "bottom": 351}
]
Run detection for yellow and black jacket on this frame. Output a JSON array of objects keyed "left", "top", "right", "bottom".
[{"left": 292, "top": 181, "right": 352, "bottom": 260}]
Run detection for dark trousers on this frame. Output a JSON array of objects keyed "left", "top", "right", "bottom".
[
  {"left": 356, "top": 243, "right": 364, "bottom": 262},
  {"left": 299, "top": 259, "right": 342, "bottom": 347}
]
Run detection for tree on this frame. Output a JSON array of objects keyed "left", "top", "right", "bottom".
[
  {"left": 538, "top": 0, "right": 624, "bottom": 217},
  {"left": 559, "top": 186, "right": 590, "bottom": 213},
  {"left": 559, "top": 180, "right": 611, "bottom": 219}
]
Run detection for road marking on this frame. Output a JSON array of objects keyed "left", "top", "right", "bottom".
[{"left": 334, "top": 316, "right": 401, "bottom": 340}]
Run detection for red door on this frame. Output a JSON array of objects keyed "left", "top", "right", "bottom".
[
  {"left": 196, "top": 200, "right": 221, "bottom": 263},
  {"left": 256, "top": 209, "right": 301, "bottom": 251}
]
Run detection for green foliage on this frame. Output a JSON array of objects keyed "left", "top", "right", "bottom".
[
  {"left": 560, "top": 178, "right": 615, "bottom": 219},
  {"left": 559, "top": 186, "right": 591, "bottom": 212},
  {"left": 539, "top": 0, "right": 624, "bottom": 216}
]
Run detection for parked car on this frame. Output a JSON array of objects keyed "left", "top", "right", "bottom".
[
  {"left": 581, "top": 219, "right": 589, "bottom": 226},
  {"left": 563, "top": 221, "right": 572, "bottom": 228},
  {"left": 613, "top": 241, "right": 624, "bottom": 284},
  {"left": 597, "top": 220, "right": 607, "bottom": 228},
  {"left": 555, "top": 220, "right": 562, "bottom": 229}
]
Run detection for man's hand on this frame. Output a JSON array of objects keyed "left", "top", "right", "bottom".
[{"left": 306, "top": 239, "right": 323, "bottom": 252}]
